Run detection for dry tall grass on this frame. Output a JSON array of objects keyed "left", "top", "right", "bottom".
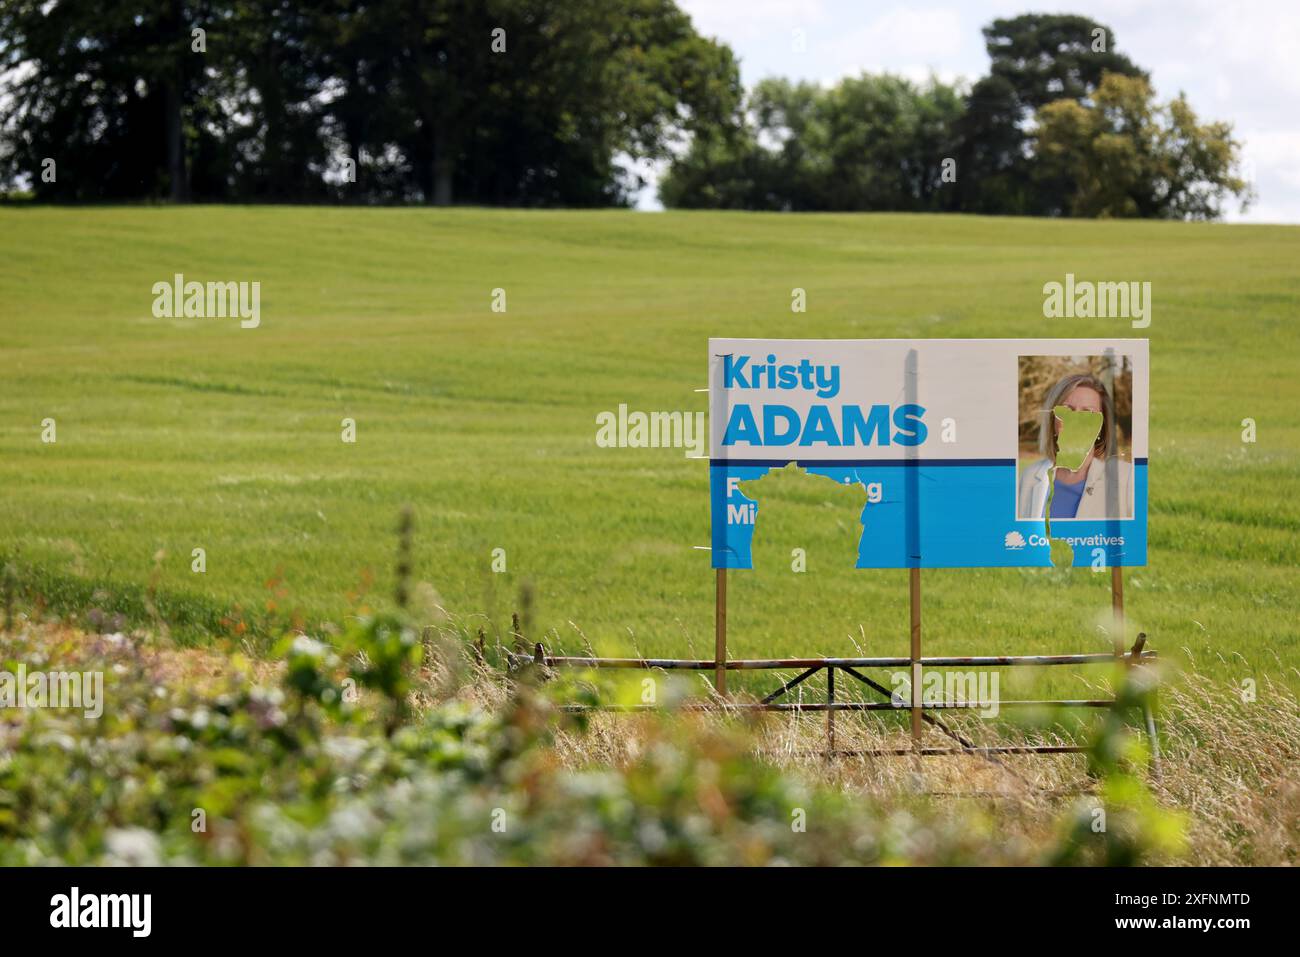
[{"left": 421, "top": 620, "right": 1298, "bottom": 866}]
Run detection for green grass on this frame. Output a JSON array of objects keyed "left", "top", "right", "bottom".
[{"left": 1, "top": 206, "right": 1298, "bottom": 703}]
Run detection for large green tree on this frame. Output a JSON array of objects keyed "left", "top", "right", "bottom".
[
  {"left": 1034, "top": 72, "right": 1250, "bottom": 219},
  {"left": 954, "top": 13, "right": 1146, "bottom": 214}
]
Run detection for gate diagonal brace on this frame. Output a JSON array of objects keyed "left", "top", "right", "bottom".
[{"left": 839, "top": 664, "right": 1046, "bottom": 788}]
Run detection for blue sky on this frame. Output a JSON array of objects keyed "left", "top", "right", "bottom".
[{"left": 640, "top": 0, "right": 1299, "bottom": 222}]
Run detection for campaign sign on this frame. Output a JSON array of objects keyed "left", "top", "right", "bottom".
[{"left": 708, "top": 339, "right": 1149, "bottom": 569}]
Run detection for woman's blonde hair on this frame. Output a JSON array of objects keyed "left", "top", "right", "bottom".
[{"left": 1037, "top": 373, "right": 1117, "bottom": 459}]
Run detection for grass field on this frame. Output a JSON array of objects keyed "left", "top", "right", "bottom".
[{"left": 1, "top": 207, "right": 1298, "bottom": 703}]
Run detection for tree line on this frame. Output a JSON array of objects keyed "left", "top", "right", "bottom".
[
  {"left": 0, "top": 0, "right": 740, "bottom": 205},
  {"left": 0, "top": 4, "right": 1250, "bottom": 217},
  {"left": 662, "top": 14, "right": 1250, "bottom": 218}
]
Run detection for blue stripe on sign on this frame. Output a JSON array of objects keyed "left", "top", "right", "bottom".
[{"left": 710, "top": 458, "right": 1017, "bottom": 468}]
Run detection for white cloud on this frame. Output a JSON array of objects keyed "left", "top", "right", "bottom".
[
  {"left": 681, "top": 0, "right": 829, "bottom": 43},
  {"left": 832, "top": 6, "right": 965, "bottom": 60},
  {"left": 1240, "top": 130, "right": 1300, "bottom": 191}
]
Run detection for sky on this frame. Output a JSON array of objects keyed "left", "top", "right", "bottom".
[{"left": 637, "top": 0, "right": 1300, "bottom": 222}]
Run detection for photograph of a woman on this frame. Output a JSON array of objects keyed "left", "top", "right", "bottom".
[{"left": 1016, "top": 368, "right": 1134, "bottom": 520}]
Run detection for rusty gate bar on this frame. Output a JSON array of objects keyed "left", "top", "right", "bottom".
[
  {"left": 1126, "top": 633, "right": 1162, "bottom": 780},
  {"left": 556, "top": 698, "right": 1120, "bottom": 713},
  {"left": 760, "top": 665, "right": 821, "bottom": 705},
  {"left": 518, "top": 652, "right": 1151, "bottom": 669}
]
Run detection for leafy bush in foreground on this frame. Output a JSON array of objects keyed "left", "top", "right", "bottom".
[{"left": 0, "top": 616, "right": 1183, "bottom": 865}]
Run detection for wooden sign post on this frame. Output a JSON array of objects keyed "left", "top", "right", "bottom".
[
  {"left": 1111, "top": 565, "right": 1125, "bottom": 655},
  {"left": 714, "top": 568, "right": 727, "bottom": 696},
  {"left": 910, "top": 568, "right": 922, "bottom": 746}
]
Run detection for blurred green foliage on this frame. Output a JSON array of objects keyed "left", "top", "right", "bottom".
[{"left": 0, "top": 619, "right": 1182, "bottom": 866}]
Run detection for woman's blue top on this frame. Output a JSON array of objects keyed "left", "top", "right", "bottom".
[{"left": 1050, "top": 476, "right": 1085, "bottom": 518}]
